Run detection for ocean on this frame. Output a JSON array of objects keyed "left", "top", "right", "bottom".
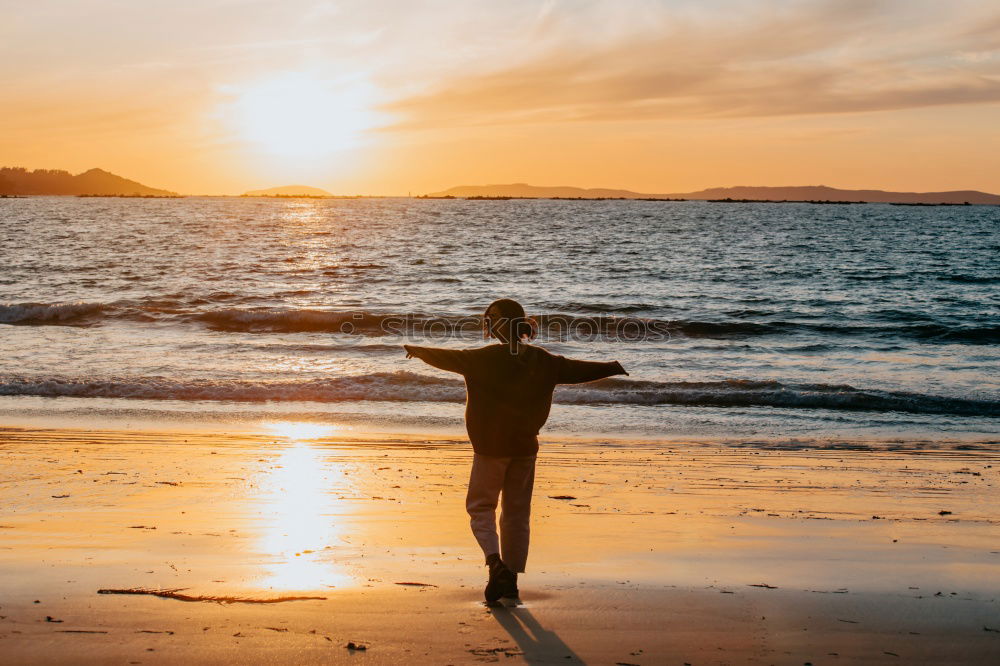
[{"left": 1, "top": 196, "right": 997, "bottom": 447}]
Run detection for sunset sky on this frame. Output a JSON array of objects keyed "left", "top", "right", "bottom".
[{"left": 3, "top": 0, "right": 1000, "bottom": 195}]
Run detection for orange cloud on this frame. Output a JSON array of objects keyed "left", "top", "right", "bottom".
[{"left": 390, "top": 2, "right": 1000, "bottom": 127}]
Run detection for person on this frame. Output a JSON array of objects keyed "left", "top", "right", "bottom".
[{"left": 403, "top": 298, "right": 628, "bottom": 604}]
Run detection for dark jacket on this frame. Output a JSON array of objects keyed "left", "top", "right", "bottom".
[{"left": 403, "top": 343, "right": 627, "bottom": 456}]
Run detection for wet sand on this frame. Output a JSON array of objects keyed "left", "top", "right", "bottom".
[{"left": 1, "top": 425, "right": 998, "bottom": 664}]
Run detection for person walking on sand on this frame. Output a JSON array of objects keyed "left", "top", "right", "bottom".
[{"left": 403, "top": 298, "right": 628, "bottom": 605}]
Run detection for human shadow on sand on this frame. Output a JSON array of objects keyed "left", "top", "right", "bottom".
[{"left": 491, "top": 605, "right": 583, "bottom": 664}]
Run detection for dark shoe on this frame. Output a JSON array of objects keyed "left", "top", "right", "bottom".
[
  {"left": 484, "top": 554, "right": 516, "bottom": 605},
  {"left": 501, "top": 572, "right": 519, "bottom": 600}
]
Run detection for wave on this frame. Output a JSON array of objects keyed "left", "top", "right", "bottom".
[
  {"left": 938, "top": 274, "right": 999, "bottom": 284},
  {"left": 178, "top": 309, "right": 1000, "bottom": 345},
  {"left": 179, "top": 342, "right": 407, "bottom": 355},
  {"left": 191, "top": 308, "right": 458, "bottom": 335},
  {"left": 557, "top": 378, "right": 999, "bottom": 416},
  {"left": 0, "top": 302, "right": 111, "bottom": 326},
  {"left": 0, "top": 372, "right": 466, "bottom": 404},
  {"left": 544, "top": 302, "right": 660, "bottom": 314},
  {"left": 2, "top": 301, "right": 998, "bottom": 344},
  {"left": 1, "top": 373, "right": 996, "bottom": 417}
]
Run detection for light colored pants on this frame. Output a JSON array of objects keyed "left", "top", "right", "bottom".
[{"left": 465, "top": 453, "right": 537, "bottom": 573}]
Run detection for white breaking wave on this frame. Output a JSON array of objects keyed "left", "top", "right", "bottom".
[{"left": 0, "top": 373, "right": 995, "bottom": 417}]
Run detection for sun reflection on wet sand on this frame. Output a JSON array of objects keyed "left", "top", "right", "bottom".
[
  {"left": 256, "top": 422, "right": 355, "bottom": 591},
  {"left": 266, "top": 421, "right": 340, "bottom": 441}
]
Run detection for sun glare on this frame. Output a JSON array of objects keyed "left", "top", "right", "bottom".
[
  {"left": 224, "top": 73, "right": 380, "bottom": 159},
  {"left": 267, "top": 421, "right": 338, "bottom": 441},
  {"left": 257, "top": 442, "right": 353, "bottom": 590}
]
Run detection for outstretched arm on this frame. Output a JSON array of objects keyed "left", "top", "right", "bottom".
[
  {"left": 403, "top": 345, "right": 470, "bottom": 375},
  {"left": 555, "top": 356, "right": 628, "bottom": 384}
]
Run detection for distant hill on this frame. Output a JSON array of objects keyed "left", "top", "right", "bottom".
[
  {"left": 426, "top": 183, "right": 1000, "bottom": 205},
  {"left": 0, "top": 167, "right": 176, "bottom": 196},
  {"left": 243, "top": 185, "right": 332, "bottom": 196},
  {"left": 677, "top": 185, "right": 1000, "bottom": 205}
]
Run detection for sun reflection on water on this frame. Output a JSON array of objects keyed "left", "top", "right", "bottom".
[{"left": 257, "top": 422, "right": 354, "bottom": 590}]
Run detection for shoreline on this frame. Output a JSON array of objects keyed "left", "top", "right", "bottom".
[
  {"left": 1, "top": 418, "right": 998, "bottom": 454},
  {"left": 1, "top": 424, "right": 998, "bottom": 663},
  {"left": 1, "top": 394, "right": 997, "bottom": 451}
]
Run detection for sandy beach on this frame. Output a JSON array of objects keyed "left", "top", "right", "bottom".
[
  {"left": 6, "top": 1, "right": 1000, "bottom": 663},
  {"left": 1, "top": 425, "right": 997, "bottom": 664}
]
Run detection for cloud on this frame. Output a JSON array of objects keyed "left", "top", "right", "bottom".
[{"left": 388, "top": 1, "right": 1000, "bottom": 128}]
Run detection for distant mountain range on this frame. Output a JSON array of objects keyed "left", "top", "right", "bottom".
[
  {"left": 427, "top": 183, "right": 1000, "bottom": 204},
  {"left": 243, "top": 185, "right": 333, "bottom": 196},
  {"left": 0, "top": 167, "right": 176, "bottom": 196},
  {"left": 4, "top": 166, "right": 996, "bottom": 204}
]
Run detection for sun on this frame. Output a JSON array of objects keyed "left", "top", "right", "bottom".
[{"left": 224, "top": 72, "right": 380, "bottom": 158}]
